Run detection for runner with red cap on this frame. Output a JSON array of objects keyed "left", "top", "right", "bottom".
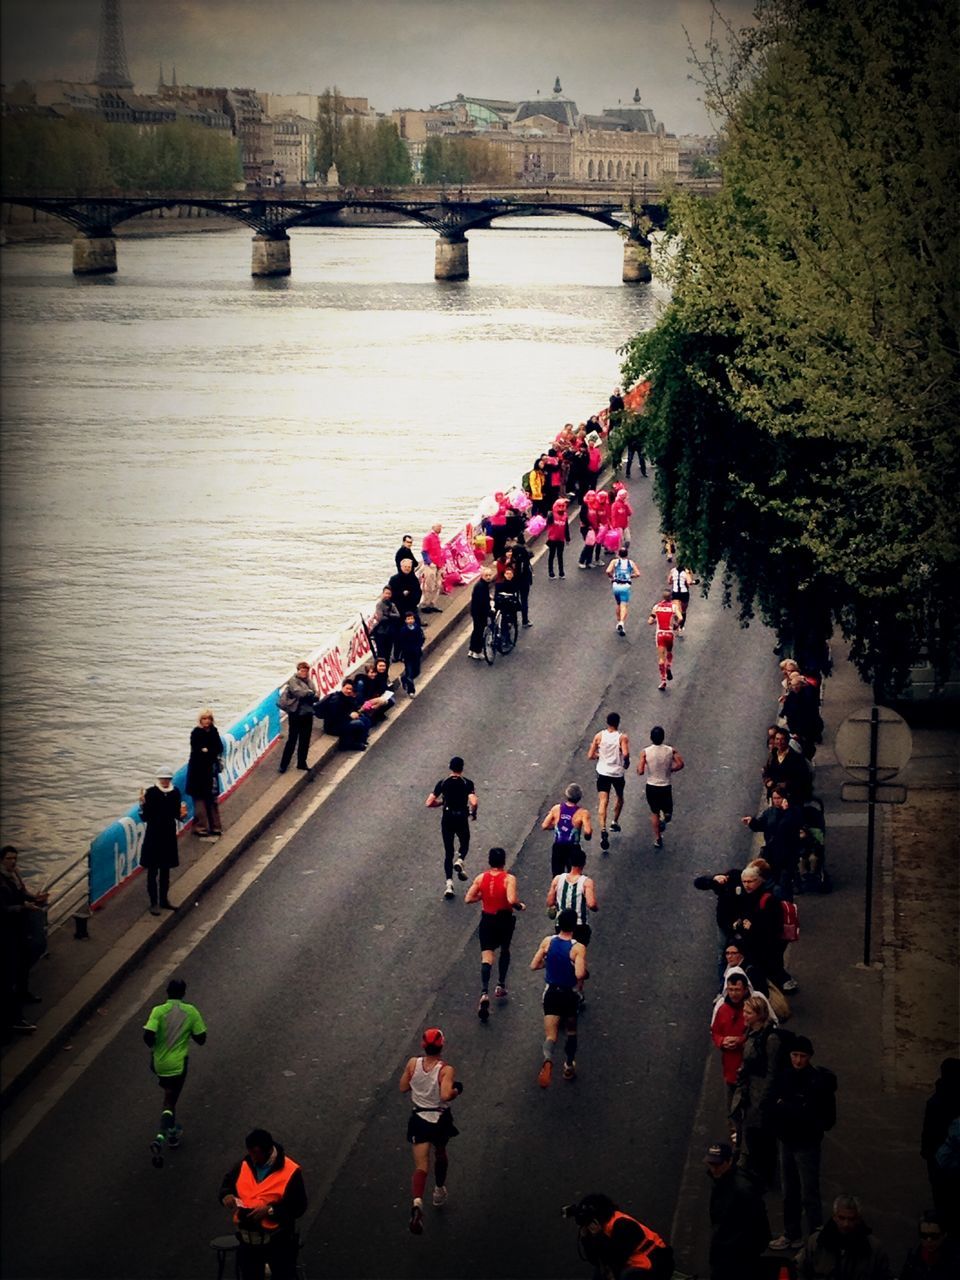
[{"left": 398, "top": 1028, "right": 463, "bottom": 1234}]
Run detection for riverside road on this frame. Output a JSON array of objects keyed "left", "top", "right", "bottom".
[{"left": 1, "top": 486, "right": 776, "bottom": 1280}]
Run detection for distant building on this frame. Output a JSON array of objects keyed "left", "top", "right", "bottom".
[{"left": 271, "top": 112, "right": 318, "bottom": 185}]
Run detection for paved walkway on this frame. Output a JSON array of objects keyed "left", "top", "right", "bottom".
[{"left": 3, "top": 497, "right": 957, "bottom": 1279}]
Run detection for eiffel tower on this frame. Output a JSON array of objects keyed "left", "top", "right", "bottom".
[{"left": 95, "top": 0, "right": 134, "bottom": 88}]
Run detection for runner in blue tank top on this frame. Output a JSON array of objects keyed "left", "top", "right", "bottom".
[
  {"left": 605, "top": 547, "right": 640, "bottom": 636},
  {"left": 542, "top": 783, "right": 593, "bottom": 876},
  {"left": 530, "top": 908, "right": 587, "bottom": 1087}
]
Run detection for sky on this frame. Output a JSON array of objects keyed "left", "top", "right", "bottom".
[{"left": 0, "top": 0, "right": 759, "bottom": 135}]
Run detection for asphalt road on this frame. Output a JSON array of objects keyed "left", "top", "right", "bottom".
[{"left": 1, "top": 483, "right": 776, "bottom": 1280}]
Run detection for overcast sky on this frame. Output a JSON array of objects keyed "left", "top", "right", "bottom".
[{"left": 0, "top": 0, "right": 758, "bottom": 134}]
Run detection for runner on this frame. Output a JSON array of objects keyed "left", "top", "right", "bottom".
[
  {"left": 587, "top": 712, "right": 630, "bottom": 852},
  {"left": 647, "top": 587, "right": 678, "bottom": 691},
  {"left": 670, "top": 564, "right": 693, "bottom": 635},
  {"left": 142, "top": 977, "right": 207, "bottom": 1168},
  {"left": 541, "top": 782, "right": 593, "bottom": 876},
  {"left": 530, "top": 907, "right": 588, "bottom": 1085},
  {"left": 464, "top": 847, "right": 526, "bottom": 1021},
  {"left": 399, "top": 1027, "right": 463, "bottom": 1234},
  {"left": 606, "top": 546, "right": 640, "bottom": 636},
  {"left": 637, "top": 725, "right": 685, "bottom": 849},
  {"left": 546, "top": 849, "right": 598, "bottom": 1004},
  {"left": 426, "top": 756, "right": 478, "bottom": 900}
]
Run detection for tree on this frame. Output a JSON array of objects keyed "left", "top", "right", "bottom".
[
  {"left": 316, "top": 86, "right": 347, "bottom": 176},
  {"left": 617, "top": 0, "right": 959, "bottom": 694}
]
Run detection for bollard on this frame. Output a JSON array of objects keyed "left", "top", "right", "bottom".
[{"left": 73, "top": 909, "right": 92, "bottom": 940}]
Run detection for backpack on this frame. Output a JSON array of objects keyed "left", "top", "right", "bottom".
[{"left": 761, "top": 892, "right": 800, "bottom": 942}]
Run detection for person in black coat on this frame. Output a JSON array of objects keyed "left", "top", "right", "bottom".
[
  {"left": 781, "top": 672, "right": 823, "bottom": 758},
  {"left": 387, "top": 559, "right": 422, "bottom": 621},
  {"left": 694, "top": 866, "right": 748, "bottom": 975},
  {"left": 394, "top": 611, "right": 425, "bottom": 697},
  {"left": 922, "top": 1058, "right": 960, "bottom": 1229},
  {"left": 139, "top": 769, "right": 187, "bottom": 914},
  {"left": 705, "top": 1141, "right": 770, "bottom": 1280},
  {"left": 394, "top": 535, "right": 419, "bottom": 572},
  {"left": 314, "top": 679, "right": 370, "bottom": 750},
  {"left": 186, "top": 709, "right": 224, "bottom": 836},
  {"left": 503, "top": 538, "right": 533, "bottom": 627},
  {"left": 467, "top": 567, "right": 494, "bottom": 659}
]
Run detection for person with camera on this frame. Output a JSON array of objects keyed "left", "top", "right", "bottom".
[
  {"left": 399, "top": 1027, "right": 463, "bottom": 1235},
  {"left": 219, "top": 1127, "right": 307, "bottom": 1280},
  {"left": 562, "top": 1192, "right": 673, "bottom": 1279}
]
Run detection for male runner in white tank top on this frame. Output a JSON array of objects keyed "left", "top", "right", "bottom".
[
  {"left": 637, "top": 724, "right": 684, "bottom": 849},
  {"left": 587, "top": 712, "right": 630, "bottom": 852}
]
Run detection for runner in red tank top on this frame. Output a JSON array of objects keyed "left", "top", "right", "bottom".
[
  {"left": 648, "top": 587, "right": 678, "bottom": 691},
  {"left": 464, "top": 847, "right": 525, "bottom": 1021}
]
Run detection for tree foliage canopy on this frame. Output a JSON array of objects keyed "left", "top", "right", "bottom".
[
  {"left": 617, "top": 0, "right": 959, "bottom": 693},
  {"left": 1, "top": 116, "right": 241, "bottom": 194},
  {"left": 421, "top": 136, "right": 511, "bottom": 185}
]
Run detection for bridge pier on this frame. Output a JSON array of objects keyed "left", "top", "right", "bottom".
[
  {"left": 622, "top": 238, "right": 652, "bottom": 283},
  {"left": 435, "top": 236, "right": 469, "bottom": 281},
  {"left": 252, "top": 233, "right": 291, "bottom": 278},
  {"left": 72, "top": 235, "right": 117, "bottom": 276}
]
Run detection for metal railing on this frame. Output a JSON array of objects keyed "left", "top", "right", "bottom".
[{"left": 41, "top": 849, "right": 91, "bottom": 935}]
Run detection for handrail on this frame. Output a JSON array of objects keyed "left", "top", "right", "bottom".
[{"left": 39, "top": 848, "right": 91, "bottom": 933}]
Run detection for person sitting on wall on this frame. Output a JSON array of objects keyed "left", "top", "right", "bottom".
[{"left": 313, "top": 679, "right": 370, "bottom": 751}]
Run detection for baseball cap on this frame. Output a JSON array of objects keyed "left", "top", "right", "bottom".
[
  {"left": 422, "top": 1027, "right": 445, "bottom": 1052},
  {"left": 704, "top": 1142, "right": 733, "bottom": 1164},
  {"left": 157, "top": 767, "right": 174, "bottom": 779}
]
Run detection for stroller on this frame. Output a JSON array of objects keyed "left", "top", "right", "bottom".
[{"left": 797, "top": 796, "right": 831, "bottom": 893}]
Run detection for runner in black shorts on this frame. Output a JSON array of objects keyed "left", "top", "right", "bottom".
[
  {"left": 530, "top": 908, "right": 587, "bottom": 1086},
  {"left": 426, "top": 757, "right": 478, "bottom": 900},
  {"left": 464, "top": 847, "right": 526, "bottom": 1021},
  {"left": 637, "top": 726, "right": 684, "bottom": 850}
]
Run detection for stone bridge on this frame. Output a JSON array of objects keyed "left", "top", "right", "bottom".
[{"left": 1, "top": 191, "right": 671, "bottom": 281}]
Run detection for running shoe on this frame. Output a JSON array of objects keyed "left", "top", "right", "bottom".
[
  {"left": 409, "top": 1203, "right": 424, "bottom": 1234},
  {"left": 658, "top": 681, "right": 667, "bottom": 692},
  {"left": 769, "top": 1236, "right": 803, "bottom": 1251},
  {"left": 600, "top": 829, "right": 610, "bottom": 851},
  {"left": 666, "top": 668, "right": 673, "bottom": 681},
  {"left": 654, "top": 837, "right": 664, "bottom": 849},
  {"left": 522, "top": 621, "right": 533, "bottom": 628},
  {"left": 478, "top": 993, "right": 490, "bottom": 1022},
  {"left": 443, "top": 880, "right": 455, "bottom": 900},
  {"left": 150, "top": 1138, "right": 165, "bottom": 1169},
  {"left": 453, "top": 857, "right": 468, "bottom": 881},
  {"left": 167, "top": 1125, "right": 182, "bottom": 1149},
  {"left": 11, "top": 1020, "right": 37, "bottom": 1033},
  {"left": 616, "top": 622, "right": 625, "bottom": 636},
  {"left": 537, "top": 1060, "right": 553, "bottom": 1088},
  {"left": 494, "top": 985, "right": 508, "bottom": 1000},
  {"left": 432, "top": 1186, "right": 448, "bottom": 1207},
  {"left": 610, "top": 822, "right": 622, "bottom": 833},
  {"left": 562, "top": 1061, "right": 577, "bottom": 1080}
]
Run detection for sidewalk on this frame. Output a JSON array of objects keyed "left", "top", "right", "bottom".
[
  {"left": 671, "top": 642, "right": 960, "bottom": 1276},
  {"left": 0, "top": 558, "right": 484, "bottom": 1105}
]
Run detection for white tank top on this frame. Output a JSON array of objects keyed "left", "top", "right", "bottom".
[
  {"left": 596, "top": 728, "right": 625, "bottom": 777},
  {"left": 643, "top": 742, "right": 674, "bottom": 786},
  {"left": 410, "top": 1057, "right": 446, "bottom": 1124}
]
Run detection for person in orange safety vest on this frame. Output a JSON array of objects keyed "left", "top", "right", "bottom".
[
  {"left": 219, "top": 1127, "right": 307, "bottom": 1280},
  {"left": 564, "top": 1191, "right": 674, "bottom": 1279}
]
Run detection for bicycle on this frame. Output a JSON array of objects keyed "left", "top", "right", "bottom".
[{"left": 482, "top": 609, "right": 519, "bottom": 665}]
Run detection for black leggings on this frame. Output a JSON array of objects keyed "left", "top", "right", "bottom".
[
  {"left": 547, "top": 543, "right": 565, "bottom": 576},
  {"left": 146, "top": 866, "right": 170, "bottom": 907},
  {"left": 441, "top": 814, "right": 470, "bottom": 879}
]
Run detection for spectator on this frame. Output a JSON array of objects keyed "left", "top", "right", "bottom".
[
  {"left": 694, "top": 867, "right": 749, "bottom": 977},
  {"left": 766, "top": 1035, "right": 838, "bottom": 1252},
  {"left": 921, "top": 1058, "right": 960, "bottom": 1230},
  {"left": 704, "top": 1141, "right": 770, "bottom": 1280},
  {"left": 371, "top": 585, "right": 401, "bottom": 667},
  {"left": 523, "top": 457, "right": 547, "bottom": 516},
  {"left": 419, "top": 523, "right": 446, "bottom": 613},
  {"left": 219, "top": 1127, "right": 307, "bottom": 1280},
  {"left": 741, "top": 788, "right": 802, "bottom": 900},
  {"left": 395, "top": 611, "right": 425, "bottom": 698},
  {"left": 502, "top": 538, "right": 533, "bottom": 628},
  {"left": 354, "top": 659, "right": 395, "bottom": 724},
  {"left": 898, "top": 1210, "right": 960, "bottom": 1280},
  {"left": 763, "top": 728, "right": 813, "bottom": 804},
  {"left": 388, "top": 557, "right": 423, "bottom": 622},
  {"left": 493, "top": 566, "right": 521, "bottom": 632},
  {"left": 313, "top": 679, "right": 370, "bottom": 750},
  {"left": 546, "top": 497, "right": 571, "bottom": 579},
  {"left": 186, "top": 709, "right": 223, "bottom": 837},
  {"left": 795, "top": 1194, "right": 890, "bottom": 1279},
  {"left": 711, "top": 971, "right": 749, "bottom": 1126},
  {"left": 782, "top": 670, "right": 823, "bottom": 759},
  {"left": 0, "top": 845, "right": 49, "bottom": 1035},
  {"left": 138, "top": 769, "right": 187, "bottom": 916},
  {"left": 719, "top": 941, "right": 769, "bottom": 998},
  {"left": 729, "top": 860, "right": 787, "bottom": 990},
  {"left": 394, "top": 534, "right": 419, "bottom": 572},
  {"left": 466, "top": 566, "right": 494, "bottom": 660},
  {"left": 278, "top": 662, "right": 318, "bottom": 773},
  {"left": 732, "top": 994, "right": 784, "bottom": 1186}
]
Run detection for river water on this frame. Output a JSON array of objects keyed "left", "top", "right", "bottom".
[{"left": 0, "top": 218, "right": 660, "bottom": 871}]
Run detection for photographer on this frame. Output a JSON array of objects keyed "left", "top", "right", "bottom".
[{"left": 563, "top": 1193, "right": 673, "bottom": 1279}]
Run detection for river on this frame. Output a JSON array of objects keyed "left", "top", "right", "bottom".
[{"left": 0, "top": 218, "right": 660, "bottom": 872}]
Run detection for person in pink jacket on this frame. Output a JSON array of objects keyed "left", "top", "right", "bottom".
[
  {"left": 609, "top": 488, "right": 633, "bottom": 550},
  {"left": 420, "top": 523, "right": 446, "bottom": 613},
  {"left": 546, "top": 498, "right": 571, "bottom": 579}
]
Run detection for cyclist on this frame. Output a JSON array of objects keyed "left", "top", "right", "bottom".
[
  {"left": 606, "top": 546, "right": 640, "bottom": 636},
  {"left": 542, "top": 782, "right": 593, "bottom": 876}
]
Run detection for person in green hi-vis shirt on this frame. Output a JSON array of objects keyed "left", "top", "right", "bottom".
[{"left": 143, "top": 977, "right": 207, "bottom": 1167}]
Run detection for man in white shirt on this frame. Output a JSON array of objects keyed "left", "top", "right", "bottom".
[
  {"left": 587, "top": 712, "right": 630, "bottom": 852},
  {"left": 637, "top": 725, "right": 684, "bottom": 849}
]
